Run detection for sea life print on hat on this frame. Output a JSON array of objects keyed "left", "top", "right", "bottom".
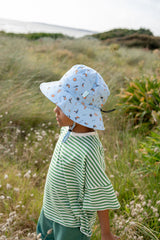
[{"left": 40, "top": 64, "right": 110, "bottom": 130}]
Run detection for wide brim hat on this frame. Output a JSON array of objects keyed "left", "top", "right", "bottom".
[{"left": 40, "top": 65, "right": 110, "bottom": 130}]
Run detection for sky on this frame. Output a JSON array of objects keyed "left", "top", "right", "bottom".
[{"left": 0, "top": 0, "right": 160, "bottom": 36}]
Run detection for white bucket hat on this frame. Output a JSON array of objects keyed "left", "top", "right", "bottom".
[{"left": 40, "top": 64, "right": 111, "bottom": 131}]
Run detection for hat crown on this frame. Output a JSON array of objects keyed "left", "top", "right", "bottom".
[
  {"left": 60, "top": 65, "right": 110, "bottom": 109},
  {"left": 40, "top": 64, "right": 110, "bottom": 130}
]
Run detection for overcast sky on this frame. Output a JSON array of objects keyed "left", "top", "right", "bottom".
[{"left": 0, "top": 0, "right": 160, "bottom": 35}]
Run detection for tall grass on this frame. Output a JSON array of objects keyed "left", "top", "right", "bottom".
[{"left": 0, "top": 35, "right": 160, "bottom": 239}]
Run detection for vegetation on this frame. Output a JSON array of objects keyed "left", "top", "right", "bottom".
[
  {"left": 118, "top": 75, "right": 160, "bottom": 131},
  {"left": 92, "top": 28, "right": 160, "bottom": 50},
  {"left": 0, "top": 31, "right": 69, "bottom": 40},
  {"left": 92, "top": 28, "right": 153, "bottom": 40},
  {"left": 139, "top": 128, "right": 160, "bottom": 176},
  {"left": 0, "top": 35, "right": 160, "bottom": 239}
]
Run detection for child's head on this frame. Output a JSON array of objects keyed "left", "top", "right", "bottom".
[{"left": 40, "top": 64, "right": 110, "bottom": 130}]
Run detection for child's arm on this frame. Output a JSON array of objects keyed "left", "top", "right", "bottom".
[{"left": 97, "top": 210, "right": 120, "bottom": 240}]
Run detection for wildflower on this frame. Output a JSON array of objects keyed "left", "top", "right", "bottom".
[
  {"left": 0, "top": 195, "right": 5, "bottom": 200},
  {"left": 15, "top": 205, "right": 20, "bottom": 209},
  {"left": 37, "top": 135, "right": 43, "bottom": 141},
  {"left": 130, "top": 221, "right": 136, "bottom": 226},
  {"left": 147, "top": 199, "right": 152, "bottom": 207},
  {"left": 7, "top": 196, "right": 12, "bottom": 199},
  {"left": 144, "top": 211, "right": 148, "bottom": 216},
  {"left": 0, "top": 235, "right": 7, "bottom": 240},
  {"left": 151, "top": 206, "right": 158, "bottom": 213},
  {"left": 33, "top": 173, "right": 37, "bottom": 178},
  {"left": 156, "top": 200, "right": 160, "bottom": 205},
  {"left": 115, "top": 191, "right": 119, "bottom": 196},
  {"left": 16, "top": 128, "right": 21, "bottom": 134},
  {"left": 124, "top": 226, "right": 128, "bottom": 232},
  {"left": 14, "top": 188, "right": 20, "bottom": 192},
  {"left": 138, "top": 194, "right": 144, "bottom": 201},
  {"left": 16, "top": 173, "right": 22, "bottom": 177},
  {"left": 142, "top": 201, "right": 146, "bottom": 206},
  {"left": 24, "top": 170, "right": 31, "bottom": 178},
  {"left": 110, "top": 175, "right": 114, "bottom": 178},
  {"left": 9, "top": 211, "right": 16, "bottom": 217},
  {"left": 4, "top": 174, "right": 8, "bottom": 179},
  {"left": 155, "top": 213, "right": 159, "bottom": 217},
  {"left": 54, "top": 133, "right": 59, "bottom": 141},
  {"left": 42, "top": 130, "right": 47, "bottom": 136},
  {"left": 130, "top": 200, "right": 135, "bottom": 205},
  {"left": 135, "top": 203, "right": 141, "bottom": 209},
  {"left": 6, "top": 183, "right": 12, "bottom": 189}
]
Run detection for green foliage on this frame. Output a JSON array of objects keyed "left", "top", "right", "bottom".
[
  {"left": 91, "top": 28, "right": 160, "bottom": 50},
  {"left": 118, "top": 75, "right": 160, "bottom": 130},
  {"left": 92, "top": 28, "right": 153, "bottom": 41},
  {"left": 0, "top": 31, "right": 68, "bottom": 40},
  {"left": 139, "top": 128, "right": 160, "bottom": 175}
]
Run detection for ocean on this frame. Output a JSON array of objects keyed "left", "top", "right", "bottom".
[{"left": 0, "top": 18, "right": 97, "bottom": 38}]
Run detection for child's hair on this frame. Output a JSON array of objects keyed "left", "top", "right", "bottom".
[{"left": 40, "top": 64, "right": 110, "bottom": 131}]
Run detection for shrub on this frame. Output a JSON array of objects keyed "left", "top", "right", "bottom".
[
  {"left": 117, "top": 75, "right": 160, "bottom": 130},
  {"left": 0, "top": 31, "right": 68, "bottom": 40},
  {"left": 92, "top": 28, "right": 153, "bottom": 41}
]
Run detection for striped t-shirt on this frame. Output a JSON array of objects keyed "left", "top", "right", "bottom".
[{"left": 43, "top": 127, "right": 120, "bottom": 237}]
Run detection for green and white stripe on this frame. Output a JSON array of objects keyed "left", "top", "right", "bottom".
[{"left": 43, "top": 127, "right": 120, "bottom": 237}]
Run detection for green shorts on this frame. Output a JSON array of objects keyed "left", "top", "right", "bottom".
[{"left": 36, "top": 209, "right": 90, "bottom": 240}]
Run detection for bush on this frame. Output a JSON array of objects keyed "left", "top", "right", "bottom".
[
  {"left": 0, "top": 31, "right": 68, "bottom": 40},
  {"left": 92, "top": 28, "right": 153, "bottom": 41},
  {"left": 117, "top": 75, "right": 160, "bottom": 130}
]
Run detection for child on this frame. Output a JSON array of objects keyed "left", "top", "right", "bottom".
[{"left": 37, "top": 64, "right": 120, "bottom": 240}]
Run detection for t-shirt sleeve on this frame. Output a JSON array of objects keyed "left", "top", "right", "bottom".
[{"left": 83, "top": 142, "right": 120, "bottom": 211}]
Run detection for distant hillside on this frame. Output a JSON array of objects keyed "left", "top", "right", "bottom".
[{"left": 92, "top": 28, "right": 160, "bottom": 49}]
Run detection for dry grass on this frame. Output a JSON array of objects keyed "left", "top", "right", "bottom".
[{"left": 0, "top": 36, "right": 160, "bottom": 239}]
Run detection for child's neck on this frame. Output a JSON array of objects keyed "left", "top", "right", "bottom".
[{"left": 71, "top": 123, "right": 94, "bottom": 133}]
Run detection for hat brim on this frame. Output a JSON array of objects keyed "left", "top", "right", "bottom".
[{"left": 40, "top": 81, "right": 105, "bottom": 130}]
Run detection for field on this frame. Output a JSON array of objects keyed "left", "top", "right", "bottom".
[{"left": 0, "top": 35, "right": 160, "bottom": 240}]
